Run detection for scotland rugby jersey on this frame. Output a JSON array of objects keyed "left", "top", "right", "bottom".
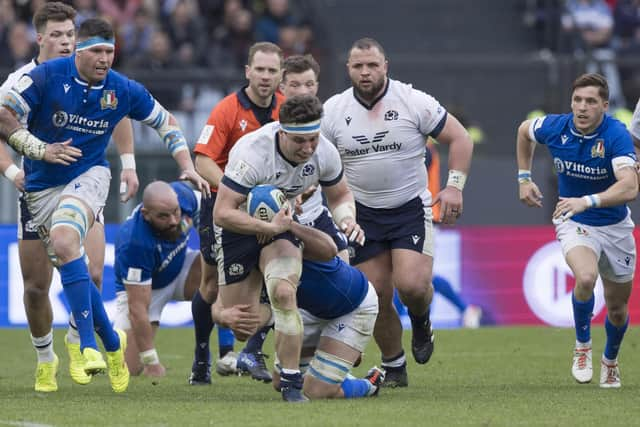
[
  {"left": 529, "top": 113, "right": 636, "bottom": 226},
  {"left": 631, "top": 98, "right": 640, "bottom": 140},
  {"left": 5, "top": 55, "right": 155, "bottom": 191},
  {"left": 222, "top": 121, "right": 343, "bottom": 203},
  {"left": 297, "top": 257, "right": 368, "bottom": 319},
  {"left": 321, "top": 78, "right": 447, "bottom": 209},
  {"left": 114, "top": 182, "right": 199, "bottom": 292}
]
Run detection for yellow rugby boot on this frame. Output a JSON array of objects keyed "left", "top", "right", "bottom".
[
  {"left": 106, "top": 329, "right": 130, "bottom": 393},
  {"left": 65, "top": 335, "right": 92, "bottom": 385},
  {"left": 34, "top": 354, "right": 59, "bottom": 392},
  {"left": 83, "top": 347, "right": 107, "bottom": 376}
]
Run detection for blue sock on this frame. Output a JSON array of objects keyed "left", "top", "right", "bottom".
[
  {"left": 191, "top": 289, "right": 213, "bottom": 363},
  {"left": 217, "top": 327, "right": 235, "bottom": 358},
  {"left": 89, "top": 283, "right": 119, "bottom": 352},
  {"left": 243, "top": 325, "right": 271, "bottom": 354},
  {"left": 572, "top": 292, "right": 594, "bottom": 343},
  {"left": 340, "top": 378, "right": 371, "bottom": 398},
  {"left": 59, "top": 257, "right": 97, "bottom": 351},
  {"left": 433, "top": 275, "right": 467, "bottom": 312},
  {"left": 604, "top": 315, "right": 628, "bottom": 360}
]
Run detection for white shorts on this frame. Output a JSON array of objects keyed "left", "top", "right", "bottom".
[
  {"left": 556, "top": 215, "right": 636, "bottom": 283},
  {"left": 114, "top": 249, "right": 199, "bottom": 329},
  {"left": 300, "top": 283, "right": 378, "bottom": 353},
  {"left": 24, "top": 165, "right": 110, "bottom": 240}
]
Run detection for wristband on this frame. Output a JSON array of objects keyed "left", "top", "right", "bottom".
[
  {"left": 7, "top": 128, "right": 46, "bottom": 160},
  {"left": 140, "top": 348, "right": 160, "bottom": 365},
  {"left": 332, "top": 202, "right": 356, "bottom": 227},
  {"left": 582, "top": 194, "right": 601, "bottom": 208},
  {"left": 447, "top": 169, "right": 467, "bottom": 191},
  {"left": 120, "top": 153, "right": 136, "bottom": 170},
  {"left": 518, "top": 169, "right": 532, "bottom": 184},
  {"left": 3, "top": 164, "right": 20, "bottom": 182}
]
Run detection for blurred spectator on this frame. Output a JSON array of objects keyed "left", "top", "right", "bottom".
[
  {"left": 0, "top": 0, "right": 16, "bottom": 63},
  {"left": 2, "top": 22, "right": 35, "bottom": 69},
  {"left": 120, "top": 7, "right": 155, "bottom": 65},
  {"left": 614, "top": 0, "right": 640, "bottom": 53},
  {"left": 523, "top": 0, "right": 564, "bottom": 52},
  {"left": 561, "top": 0, "right": 626, "bottom": 108},
  {"left": 97, "top": 0, "right": 143, "bottom": 29},
  {"left": 162, "top": 0, "right": 208, "bottom": 67},
  {"left": 209, "top": 7, "right": 254, "bottom": 73},
  {"left": 254, "top": 0, "right": 312, "bottom": 54},
  {"left": 73, "top": 0, "right": 98, "bottom": 26}
]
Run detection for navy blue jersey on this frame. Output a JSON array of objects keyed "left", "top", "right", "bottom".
[
  {"left": 114, "top": 182, "right": 199, "bottom": 291},
  {"left": 7, "top": 55, "right": 155, "bottom": 191},
  {"left": 531, "top": 113, "right": 636, "bottom": 226},
  {"left": 297, "top": 257, "right": 369, "bottom": 319}
]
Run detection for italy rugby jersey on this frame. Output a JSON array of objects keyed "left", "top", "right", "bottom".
[
  {"left": 298, "top": 257, "right": 369, "bottom": 319},
  {"left": 5, "top": 55, "right": 156, "bottom": 191},
  {"left": 114, "top": 182, "right": 199, "bottom": 291},
  {"left": 321, "top": 78, "right": 447, "bottom": 209},
  {"left": 529, "top": 113, "right": 636, "bottom": 226},
  {"left": 222, "top": 121, "right": 343, "bottom": 203}
]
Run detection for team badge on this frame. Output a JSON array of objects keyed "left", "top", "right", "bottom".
[
  {"left": 239, "top": 119, "right": 248, "bottom": 131},
  {"left": 384, "top": 110, "right": 399, "bottom": 121},
  {"left": 100, "top": 90, "right": 118, "bottom": 110},
  {"left": 591, "top": 139, "right": 605, "bottom": 158}
]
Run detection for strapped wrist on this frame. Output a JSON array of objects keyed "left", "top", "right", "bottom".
[
  {"left": 447, "top": 169, "right": 467, "bottom": 191},
  {"left": 518, "top": 169, "right": 532, "bottom": 184},
  {"left": 120, "top": 153, "right": 136, "bottom": 170},
  {"left": 8, "top": 128, "right": 46, "bottom": 160},
  {"left": 3, "top": 164, "right": 20, "bottom": 182},
  {"left": 140, "top": 348, "right": 160, "bottom": 365}
]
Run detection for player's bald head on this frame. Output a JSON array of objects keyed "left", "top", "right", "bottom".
[{"left": 143, "top": 181, "right": 178, "bottom": 210}]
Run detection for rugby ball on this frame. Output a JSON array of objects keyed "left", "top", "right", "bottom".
[{"left": 247, "top": 185, "right": 287, "bottom": 222}]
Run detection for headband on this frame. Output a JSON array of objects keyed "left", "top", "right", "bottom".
[
  {"left": 280, "top": 119, "right": 321, "bottom": 134},
  {"left": 76, "top": 36, "right": 115, "bottom": 52}
]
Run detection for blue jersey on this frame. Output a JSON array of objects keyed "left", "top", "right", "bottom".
[
  {"left": 114, "top": 182, "right": 199, "bottom": 292},
  {"left": 297, "top": 257, "right": 369, "bottom": 319},
  {"left": 8, "top": 55, "right": 155, "bottom": 191},
  {"left": 531, "top": 113, "right": 636, "bottom": 226}
]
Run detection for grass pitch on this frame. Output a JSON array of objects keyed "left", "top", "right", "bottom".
[{"left": 0, "top": 326, "right": 638, "bottom": 427}]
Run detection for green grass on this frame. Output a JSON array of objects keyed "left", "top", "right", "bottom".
[{"left": 0, "top": 326, "right": 638, "bottom": 427}]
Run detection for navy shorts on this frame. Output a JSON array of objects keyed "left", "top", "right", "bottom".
[
  {"left": 301, "top": 208, "right": 348, "bottom": 252},
  {"left": 217, "top": 228, "right": 301, "bottom": 285},
  {"left": 349, "top": 197, "right": 433, "bottom": 265},
  {"left": 198, "top": 193, "right": 217, "bottom": 265},
  {"left": 18, "top": 193, "right": 39, "bottom": 240}
]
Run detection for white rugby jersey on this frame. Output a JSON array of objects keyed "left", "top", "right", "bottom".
[
  {"left": 631, "top": 98, "right": 640, "bottom": 140},
  {"left": 322, "top": 79, "right": 447, "bottom": 209},
  {"left": 0, "top": 59, "right": 36, "bottom": 126},
  {"left": 223, "top": 121, "right": 343, "bottom": 208},
  {"left": 297, "top": 187, "right": 324, "bottom": 224}
]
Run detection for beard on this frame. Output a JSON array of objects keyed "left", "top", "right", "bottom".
[{"left": 353, "top": 78, "right": 385, "bottom": 103}]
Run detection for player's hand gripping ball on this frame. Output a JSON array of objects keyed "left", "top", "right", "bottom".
[{"left": 247, "top": 185, "right": 287, "bottom": 222}]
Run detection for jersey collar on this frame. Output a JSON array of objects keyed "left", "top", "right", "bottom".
[
  {"left": 568, "top": 113, "right": 607, "bottom": 140},
  {"left": 70, "top": 54, "right": 106, "bottom": 90},
  {"left": 275, "top": 131, "right": 300, "bottom": 167},
  {"left": 237, "top": 85, "right": 277, "bottom": 110},
  {"left": 352, "top": 78, "right": 390, "bottom": 110}
]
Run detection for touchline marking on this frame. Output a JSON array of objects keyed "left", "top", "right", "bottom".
[{"left": 0, "top": 420, "right": 55, "bottom": 427}]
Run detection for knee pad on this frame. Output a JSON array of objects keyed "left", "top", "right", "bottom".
[
  {"left": 263, "top": 257, "right": 302, "bottom": 335},
  {"left": 308, "top": 350, "right": 353, "bottom": 385},
  {"left": 48, "top": 198, "right": 90, "bottom": 266},
  {"left": 271, "top": 305, "right": 303, "bottom": 336}
]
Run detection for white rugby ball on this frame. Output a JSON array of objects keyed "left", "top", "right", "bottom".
[{"left": 247, "top": 185, "right": 287, "bottom": 222}]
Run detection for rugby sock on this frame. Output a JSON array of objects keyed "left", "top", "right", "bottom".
[
  {"left": 408, "top": 308, "right": 430, "bottom": 338},
  {"left": 433, "top": 275, "right": 467, "bottom": 312},
  {"left": 31, "top": 330, "right": 55, "bottom": 363},
  {"left": 243, "top": 325, "right": 272, "bottom": 354},
  {"left": 191, "top": 289, "right": 213, "bottom": 363},
  {"left": 88, "top": 283, "right": 120, "bottom": 352},
  {"left": 59, "top": 257, "right": 97, "bottom": 351},
  {"left": 381, "top": 350, "right": 406, "bottom": 368},
  {"left": 67, "top": 315, "right": 81, "bottom": 345},
  {"left": 604, "top": 315, "right": 628, "bottom": 361},
  {"left": 217, "top": 327, "right": 235, "bottom": 358},
  {"left": 341, "top": 378, "right": 371, "bottom": 398},
  {"left": 572, "top": 292, "right": 594, "bottom": 344}
]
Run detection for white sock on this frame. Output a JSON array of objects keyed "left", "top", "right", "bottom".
[
  {"left": 67, "top": 316, "right": 81, "bottom": 345},
  {"left": 575, "top": 340, "right": 592, "bottom": 349},
  {"left": 602, "top": 355, "right": 617, "bottom": 365},
  {"left": 31, "top": 330, "right": 55, "bottom": 363},
  {"left": 381, "top": 351, "right": 406, "bottom": 368}
]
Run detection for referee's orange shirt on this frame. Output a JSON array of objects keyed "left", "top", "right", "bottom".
[{"left": 193, "top": 87, "right": 286, "bottom": 186}]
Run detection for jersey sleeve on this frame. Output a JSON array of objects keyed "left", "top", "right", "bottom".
[
  {"left": 610, "top": 126, "right": 637, "bottom": 168},
  {"left": 193, "top": 100, "right": 233, "bottom": 161},
  {"left": 317, "top": 136, "right": 344, "bottom": 186},
  {"left": 3, "top": 66, "right": 46, "bottom": 122},
  {"left": 221, "top": 146, "right": 260, "bottom": 195},
  {"left": 631, "top": 98, "right": 640, "bottom": 140},
  {"left": 412, "top": 89, "right": 447, "bottom": 138},
  {"left": 116, "top": 241, "right": 155, "bottom": 286},
  {"left": 171, "top": 181, "right": 199, "bottom": 221},
  {"left": 126, "top": 79, "right": 155, "bottom": 122},
  {"left": 320, "top": 96, "right": 338, "bottom": 145}
]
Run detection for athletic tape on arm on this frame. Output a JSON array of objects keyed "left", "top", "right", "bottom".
[{"left": 142, "top": 100, "right": 188, "bottom": 155}]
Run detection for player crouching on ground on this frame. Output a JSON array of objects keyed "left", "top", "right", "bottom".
[{"left": 214, "top": 198, "right": 384, "bottom": 399}]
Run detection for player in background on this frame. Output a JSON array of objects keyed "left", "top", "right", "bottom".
[
  {"left": 214, "top": 94, "right": 364, "bottom": 402},
  {"left": 0, "top": 17, "right": 208, "bottom": 392},
  {"left": 0, "top": 2, "right": 139, "bottom": 392},
  {"left": 113, "top": 181, "right": 201, "bottom": 378},
  {"left": 213, "top": 212, "right": 384, "bottom": 400},
  {"left": 517, "top": 73, "right": 637, "bottom": 388},
  {"left": 321, "top": 38, "right": 473, "bottom": 387},
  {"left": 190, "top": 41, "right": 285, "bottom": 384}
]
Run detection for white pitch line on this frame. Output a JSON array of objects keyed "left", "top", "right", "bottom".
[{"left": 0, "top": 420, "right": 55, "bottom": 427}]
